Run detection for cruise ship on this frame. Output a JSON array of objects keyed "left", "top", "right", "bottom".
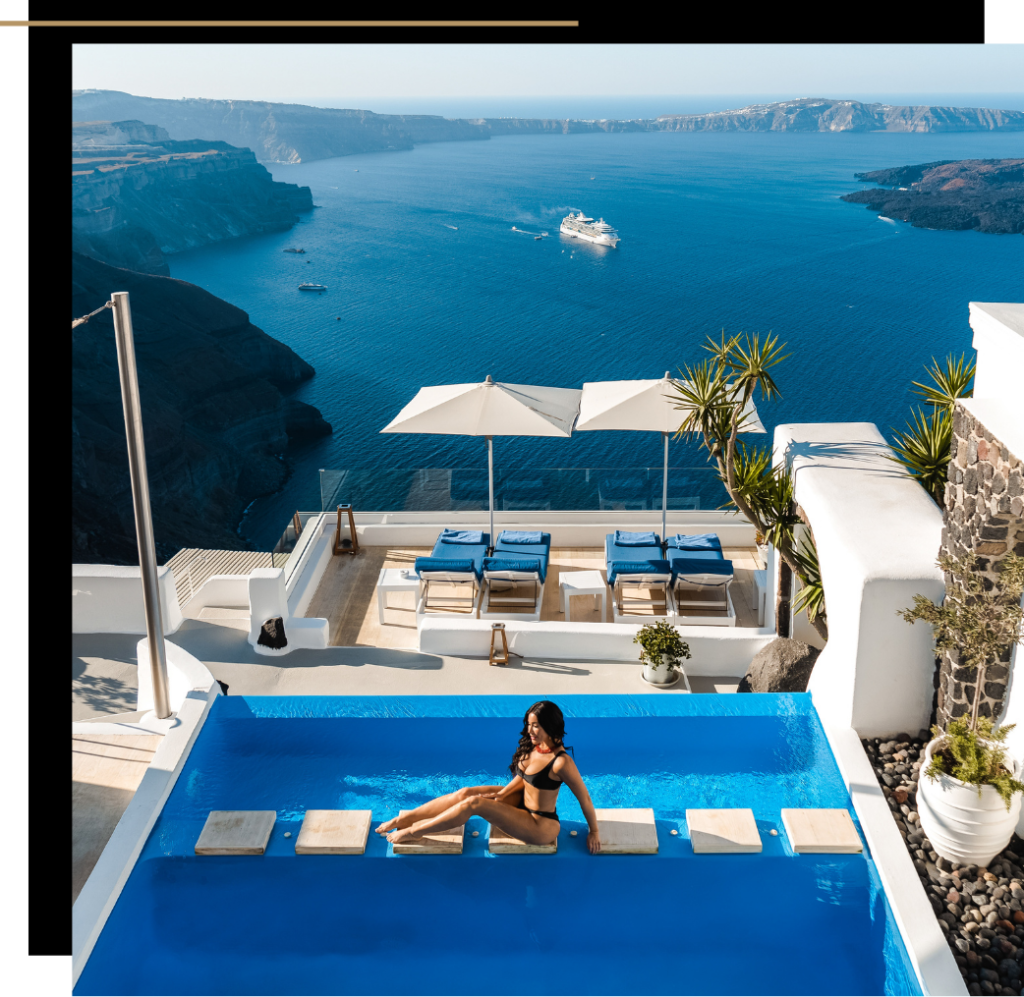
[{"left": 560, "top": 211, "right": 620, "bottom": 247}]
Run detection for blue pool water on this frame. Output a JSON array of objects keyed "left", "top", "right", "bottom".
[
  {"left": 167, "top": 129, "right": 1024, "bottom": 548},
  {"left": 76, "top": 695, "right": 920, "bottom": 995}
]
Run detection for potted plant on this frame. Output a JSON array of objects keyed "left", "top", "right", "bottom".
[
  {"left": 634, "top": 620, "right": 691, "bottom": 687},
  {"left": 899, "top": 551, "right": 1024, "bottom": 865}
]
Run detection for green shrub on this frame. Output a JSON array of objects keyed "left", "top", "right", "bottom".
[
  {"left": 633, "top": 620, "right": 691, "bottom": 672},
  {"left": 925, "top": 716, "right": 1024, "bottom": 810}
]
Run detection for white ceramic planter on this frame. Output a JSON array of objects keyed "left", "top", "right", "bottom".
[
  {"left": 642, "top": 655, "right": 677, "bottom": 686},
  {"left": 917, "top": 736, "right": 1022, "bottom": 867}
]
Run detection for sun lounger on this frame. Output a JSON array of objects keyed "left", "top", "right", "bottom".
[
  {"left": 666, "top": 533, "right": 737, "bottom": 627},
  {"left": 414, "top": 529, "right": 490, "bottom": 618},
  {"left": 479, "top": 531, "right": 551, "bottom": 621},
  {"left": 605, "top": 531, "right": 673, "bottom": 622}
]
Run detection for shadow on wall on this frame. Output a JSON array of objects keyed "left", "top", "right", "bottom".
[{"left": 783, "top": 438, "right": 907, "bottom": 480}]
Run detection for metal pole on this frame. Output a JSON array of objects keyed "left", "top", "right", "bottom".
[
  {"left": 487, "top": 435, "right": 494, "bottom": 547},
  {"left": 110, "top": 292, "right": 172, "bottom": 719},
  {"left": 662, "top": 432, "right": 669, "bottom": 543}
]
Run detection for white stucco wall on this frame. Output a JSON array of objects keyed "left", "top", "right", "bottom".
[
  {"left": 775, "top": 423, "right": 945, "bottom": 738},
  {"left": 72, "top": 564, "right": 183, "bottom": 634},
  {"left": 418, "top": 617, "right": 774, "bottom": 674}
]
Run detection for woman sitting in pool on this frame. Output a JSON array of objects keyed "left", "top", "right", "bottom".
[{"left": 375, "top": 700, "right": 601, "bottom": 853}]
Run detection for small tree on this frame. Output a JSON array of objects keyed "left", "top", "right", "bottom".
[
  {"left": 670, "top": 331, "right": 828, "bottom": 641},
  {"left": 899, "top": 551, "right": 1024, "bottom": 730}
]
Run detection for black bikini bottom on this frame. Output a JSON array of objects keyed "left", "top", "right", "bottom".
[{"left": 522, "top": 806, "right": 559, "bottom": 822}]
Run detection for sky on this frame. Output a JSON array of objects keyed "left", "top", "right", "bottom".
[{"left": 71, "top": 43, "right": 1024, "bottom": 110}]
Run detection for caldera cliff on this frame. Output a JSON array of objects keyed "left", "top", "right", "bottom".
[{"left": 72, "top": 252, "right": 332, "bottom": 565}]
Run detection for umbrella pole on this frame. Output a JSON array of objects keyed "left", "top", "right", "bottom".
[
  {"left": 487, "top": 435, "right": 494, "bottom": 549},
  {"left": 662, "top": 432, "right": 669, "bottom": 543}
]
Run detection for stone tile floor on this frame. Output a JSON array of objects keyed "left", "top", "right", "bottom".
[{"left": 863, "top": 732, "right": 1024, "bottom": 997}]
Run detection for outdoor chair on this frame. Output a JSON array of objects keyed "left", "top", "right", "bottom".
[
  {"left": 479, "top": 530, "right": 551, "bottom": 621},
  {"left": 413, "top": 529, "right": 490, "bottom": 618},
  {"left": 604, "top": 531, "right": 673, "bottom": 622},
  {"left": 666, "top": 533, "right": 736, "bottom": 627}
]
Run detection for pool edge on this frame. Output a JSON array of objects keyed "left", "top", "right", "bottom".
[
  {"left": 71, "top": 685, "right": 220, "bottom": 990},
  {"left": 823, "top": 723, "right": 967, "bottom": 997}
]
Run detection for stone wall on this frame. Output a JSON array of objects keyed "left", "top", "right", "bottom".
[{"left": 936, "top": 403, "right": 1024, "bottom": 725}]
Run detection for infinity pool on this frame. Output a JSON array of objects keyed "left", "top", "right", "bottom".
[{"left": 74, "top": 694, "right": 920, "bottom": 995}]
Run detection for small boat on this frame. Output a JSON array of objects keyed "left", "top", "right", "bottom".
[
  {"left": 298, "top": 283, "right": 327, "bottom": 292},
  {"left": 535, "top": 236, "right": 543, "bottom": 240}
]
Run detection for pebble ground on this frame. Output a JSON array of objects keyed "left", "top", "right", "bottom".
[{"left": 863, "top": 732, "right": 1024, "bottom": 997}]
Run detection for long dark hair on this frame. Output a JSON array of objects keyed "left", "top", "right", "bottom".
[{"left": 509, "top": 700, "right": 569, "bottom": 776}]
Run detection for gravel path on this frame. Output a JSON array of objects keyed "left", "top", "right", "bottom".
[{"left": 863, "top": 733, "right": 1024, "bottom": 997}]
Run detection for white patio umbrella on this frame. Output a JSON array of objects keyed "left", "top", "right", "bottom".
[
  {"left": 380, "top": 375, "right": 583, "bottom": 543},
  {"left": 576, "top": 372, "right": 765, "bottom": 540}
]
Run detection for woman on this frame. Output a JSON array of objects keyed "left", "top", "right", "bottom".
[{"left": 375, "top": 700, "right": 602, "bottom": 853}]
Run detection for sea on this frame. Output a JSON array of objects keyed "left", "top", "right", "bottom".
[{"left": 169, "top": 125, "right": 1024, "bottom": 550}]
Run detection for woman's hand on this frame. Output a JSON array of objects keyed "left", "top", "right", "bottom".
[{"left": 587, "top": 829, "right": 601, "bottom": 854}]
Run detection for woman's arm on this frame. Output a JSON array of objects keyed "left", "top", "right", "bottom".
[{"left": 553, "top": 757, "right": 601, "bottom": 853}]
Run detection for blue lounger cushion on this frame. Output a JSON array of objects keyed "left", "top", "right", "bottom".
[
  {"left": 414, "top": 557, "right": 477, "bottom": 577},
  {"left": 483, "top": 557, "right": 543, "bottom": 576},
  {"left": 605, "top": 533, "right": 663, "bottom": 568},
  {"left": 497, "top": 530, "right": 543, "bottom": 545},
  {"left": 439, "top": 529, "right": 485, "bottom": 544},
  {"left": 607, "top": 559, "right": 672, "bottom": 587},
  {"left": 429, "top": 532, "right": 490, "bottom": 578},
  {"left": 670, "top": 556, "right": 734, "bottom": 582},
  {"left": 667, "top": 533, "right": 723, "bottom": 553},
  {"left": 493, "top": 532, "right": 551, "bottom": 582},
  {"left": 614, "top": 530, "right": 660, "bottom": 546}
]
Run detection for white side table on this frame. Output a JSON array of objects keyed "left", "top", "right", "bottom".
[
  {"left": 377, "top": 567, "right": 421, "bottom": 624},
  {"left": 752, "top": 569, "right": 768, "bottom": 627},
  {"left": 558, "top": 570, "right": 608, "bottom": 623}
]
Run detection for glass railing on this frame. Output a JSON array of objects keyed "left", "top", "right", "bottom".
[
  {"left": 319, "top": 467, "right": 728, "bottom": 513},
  {"left": 270, "top": 511, "right": 322, "bottom": 575}
]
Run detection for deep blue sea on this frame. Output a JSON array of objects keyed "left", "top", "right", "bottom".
[{"left": 169, "top": 129, "right": 1024, "bottom": 549}]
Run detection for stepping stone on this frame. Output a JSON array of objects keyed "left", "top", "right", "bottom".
[
  {"left": 488, "top": 823, "right": 557, "bottom": 854},
  {"left": 391, "top": 810, "right": 464, "bottom": 855},
  {"left": 595, "top": 808, "right": 658, "bottom": 854},
  {"left": 195, "top": 810, "right": 276, "bottom": 855},
  {"left": 686, "top": 808, "right": 761, "bottom": 853},
  {"left": 781, "top": 808, "right": 863, "bottom": 853},
  {"left": 295, "top": 810, "right": 372, "bottom": 855}
]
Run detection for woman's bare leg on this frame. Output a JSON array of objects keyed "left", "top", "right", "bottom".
[
  {"left": 375, "top": 784, "right": 504, "bottom": 834},
  {"left": 387, "top": 796, "right": 558, "bottom": 846}
]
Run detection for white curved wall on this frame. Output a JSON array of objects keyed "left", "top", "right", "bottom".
[
  {"left": 775, "top": 422, "right": 945, "bottom": 738},
  {"left": 72, "top": 564, "right": 183, "bottom": 634}
]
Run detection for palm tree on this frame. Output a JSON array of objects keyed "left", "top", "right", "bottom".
[
  {"left": 670, "top": 331, "right": 827, "bottom": 641},
  {"left": 889, "top": 353, "right": 975, "bottom": 505}
]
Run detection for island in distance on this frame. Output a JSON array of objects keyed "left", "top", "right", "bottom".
[{"left": 841, "top": 159, "right": 1024, "bottom": 235}]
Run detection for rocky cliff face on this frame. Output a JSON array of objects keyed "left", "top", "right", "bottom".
[
  {"left": 841, "top": 159, "right": 1024, "bottom": 234},
  {"left": 72, "top": 252, "right": 331, "bottom": 565},
  {"left": 72, "top": 92, "right": 1024, "bottom": 166},
  {"left": 72, "top": 121, "right": 313, "bottom": 274},
  {"left": 655, "top": 98, "right": 1024, "bottom": 133}
]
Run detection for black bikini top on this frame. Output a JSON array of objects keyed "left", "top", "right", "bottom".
[{"left": 519, "top": 749, "right": 566, "bottom": 790}]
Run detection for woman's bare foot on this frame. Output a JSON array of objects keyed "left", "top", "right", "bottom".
[
  {"left": 386, "top": 826, "right": 423, "bottom": 844},
  {"left": 375, "top": 816, "right": 401, "bottom": 835}
]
